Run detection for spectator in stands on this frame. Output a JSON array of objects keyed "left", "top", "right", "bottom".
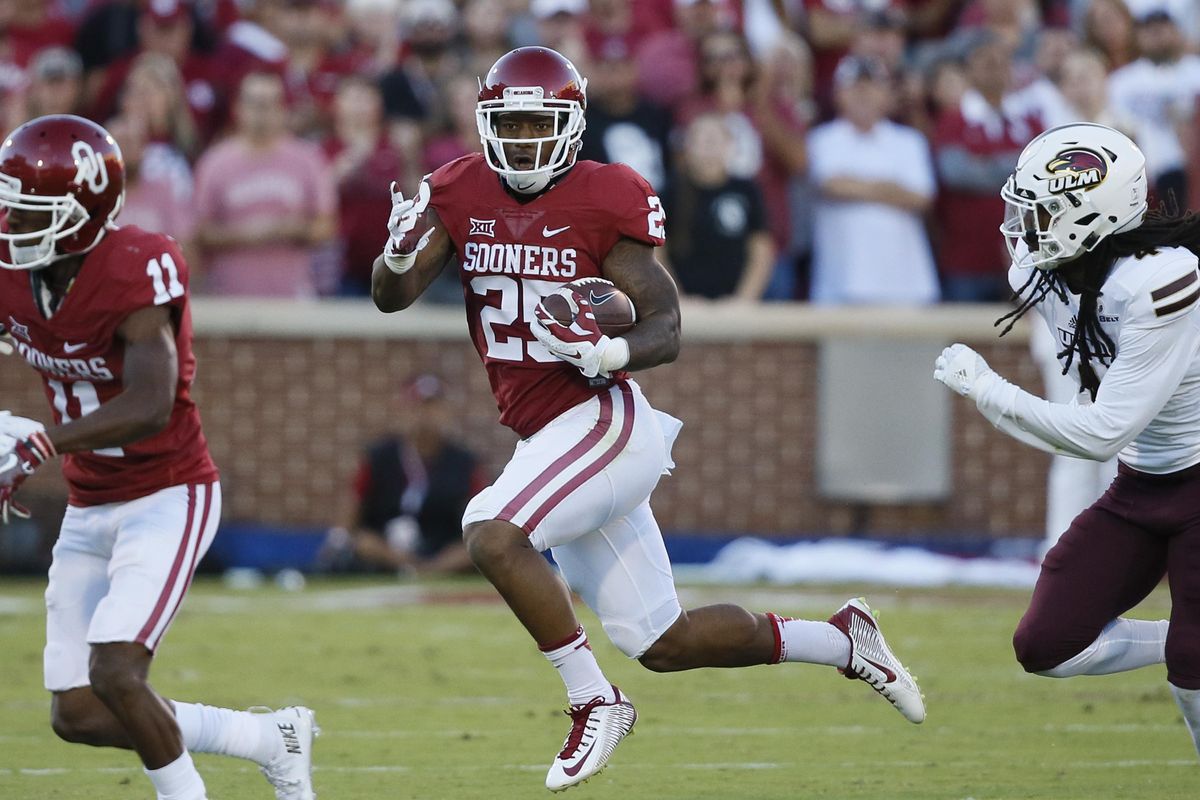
[
  {"left": 4, "top": 46, "right": 83, "bottom": 129},
  {"left": 422, "top": 72, "right": 484, "bottom": 173},
  {"left": 277, "top": 0, "right": 368, "bottom": 138},
  {"left": 807, "top": 55, "right": 938, "bottom": 305},
  {"left": 322, "top": 74, "right": 405, "bottom": 296},
  {"left": 319, "top": 374, "right": 484, "bottom": 577},
  {"left": 665, "top": 113, "right": 774, "bottom": 302},
  {"left": 192, "top": 71, "right": 337, "bottom": 297},
  {"left": 1056, "top": 47, "right": 1138, "bottom": 136},
  {"left": 115, "top": 52, "right": 199, "bottom": 159},
  {"left": 210, "top": 0, "right": 290, "bottom": 129},
  {"left": 1081, "top": 0, "right": 1136, "bottom": 72},
  {"left": 460, "top": 0, "right": 513, "bottom": 80},
  {"left": 803, "top": 0, "right": 909, "bottom": 115},
  {"left": 634, "top": 0, "right": 729, "bottom": 112},
  {"left": 5, "top": 0, "right": 76, "bottom": 68},
  {"left": 88, "top": 0, "right": 220, "bottom": 148},
  {"left": 378, "top": 0, "right": 462, "bottom": 166},
  {"left": 1107, "top": 8, "right": 1200, "bottom": 206},
  {"left": 106, "top": 112, "right": 196, "bottom": 249},
  {"left": 932, "top": 29, "right": 1041, "bottom": 302},
  {"left": 530, "top": 0, "right": 589, "bottom": 68},
  {"left": 576, "top": 36, "right": 672, "bottom": 192},
  {"left": 343, "top": 0, "right": 402, "bottom": 73}
]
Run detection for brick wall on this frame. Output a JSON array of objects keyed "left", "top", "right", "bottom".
[{"left": 0, "top": 304, "right": 1050, "bottom": 540}]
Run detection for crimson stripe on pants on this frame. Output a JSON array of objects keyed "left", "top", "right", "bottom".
[
  {"left": 147, "top": 484, "right": 214, "bottom": 650},
  {"left": 522, "top": 382, "right": 636, "bottom": 532},
  {"left": 497, "top": 388, "right": 616, "bottom": 526},
  {"left": 135, "top": 484, "right": 197, "bottom": 646}
]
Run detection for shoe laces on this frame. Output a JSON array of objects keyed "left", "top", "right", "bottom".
[{"left": 558, "top": 697, "right": 604, "bottom": 760}]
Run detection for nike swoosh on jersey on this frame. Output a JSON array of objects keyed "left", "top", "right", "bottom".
[
  {"left": 543, "top": 225, "right": 571, "bottom": 237},
  {"left": 63, "top": 342, "right": 88, "bottom": 353}
]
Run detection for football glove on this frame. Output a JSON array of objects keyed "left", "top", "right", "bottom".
[
  {"left": 531, "top": 287, "right": 628, "bottom": 379},
  {"left": 383, "top": 179, "right": 433, "bottom": 274},
  {"left": 0, "top": 421, "right": 55, "bottom": 525},
  {"left": 933, "top": 343, "right": 997, "bottom": 400},
  {"left": 0, "top": 322, "right": 13, "bottom": 356}
]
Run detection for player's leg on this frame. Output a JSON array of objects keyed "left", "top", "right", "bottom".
[
  {"left": 1013, "top": 478, "right": 1169, "bottom": 677},
  {"left": 463, "top": 383, "right": 667, "bottom": 790},
  {"left": 1164, "top": 484, "right": 1200, "bottom": 758},
  {"left": 554, "top": 503, "right": 922, "bottom": 722}
]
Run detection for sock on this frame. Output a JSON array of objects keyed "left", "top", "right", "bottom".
[
  {"left": 1170, "top": 684, "right": 1200, "bottom": 758},
  {"left": 144, "top": 751, "right": 207, "bottom": 800},
  {"left": 540, "top": 626, "right": 615, "bottom": 706},
  {"left": 768, "top": 613, "right": 850, "bottom": 668},
  {"left": 173, "top": 702, "right": 279, "bottom": 765},
  {"left": 1037, "top": 618, "right": 1168, "bottom": 678}
]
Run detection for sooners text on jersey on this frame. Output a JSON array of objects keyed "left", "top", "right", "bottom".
[
  {"left": 0, "top": 226, "right": 218, "bottom": 505},
  {"left": 429, "top": 154, "right": 666, "bottom": 437}
]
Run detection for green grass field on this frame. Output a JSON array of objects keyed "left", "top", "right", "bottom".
[{"left": 0, "top": 576, "right": 1194, "bottom": 799}]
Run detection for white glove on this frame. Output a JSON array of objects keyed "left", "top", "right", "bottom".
[
  {"left": 530, "top": 287, "right": 629, "bottom": 379},
  {"left": 933, "top": 343, "right": 997, "bottom": 400},
  {"left": 0, "top": 411, "right": 45, "bottom": 445},
  {"left": 383, "top": 180, "right": 433, "bottom": 274},
  {"left": 0, "top": 414, "right": 53, "bottom": 525},
  {"left": 0, "top": 323, "right": 14, "bottom": 356}
]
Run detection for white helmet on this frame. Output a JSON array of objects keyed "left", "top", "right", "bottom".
[{"left": 1000, "top": 123, "right": 1148, "bottom": 270}]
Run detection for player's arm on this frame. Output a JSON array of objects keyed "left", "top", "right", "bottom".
[
  {"left": 371, "top": 181, "right": 454, "bottom": 312},
  {"left": 601, "top": 237, "right": 681, "bottom": 370},
  {"left": 44, "top": 306, "right": 178, "bottom": 453},
  {"left": 935, "top": 310, "right": 1197, "bottom": 460}
]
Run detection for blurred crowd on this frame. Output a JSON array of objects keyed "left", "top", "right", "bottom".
[{"left": 3, "top": 0, "right": 1199, "bottom": 303}]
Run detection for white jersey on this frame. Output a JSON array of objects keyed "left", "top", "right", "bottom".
[{"left": 975, "top": 246, "right": 1200, "bottom": 473}]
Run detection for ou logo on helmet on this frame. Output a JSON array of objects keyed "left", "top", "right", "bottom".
[{"left": 71, "top": 140, "right": 109, "bottom": 194}]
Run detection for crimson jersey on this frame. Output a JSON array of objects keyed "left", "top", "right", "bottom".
[
  {"left": 428, "top": 155, "right": 666, "bottom": 438},
  {"left": 0, "top": 226, "right": 218, "bottom": 506}
]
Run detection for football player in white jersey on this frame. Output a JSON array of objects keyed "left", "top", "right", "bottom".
[{"left": 934, "top": 122, "right": 1200, "bottom": 758}]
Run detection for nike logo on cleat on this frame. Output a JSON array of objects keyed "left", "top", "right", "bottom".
[
  {"left": 278, "top": 722, "right": 302, "bottom": 755},
  {"left": 863, "top": 657, "right": 897, "bottom": 683},
  {"left": 561, "top": 740, "right": 598, "bottom": 777}
]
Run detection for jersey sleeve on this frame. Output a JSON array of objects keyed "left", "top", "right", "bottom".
[
  {"left": 1125, "top": 254, "right": 1200, "bottom": 330},
  {"left": 592, "top": 163, "right": 667, "bottom": 248},
  {"left": 102, "top": 229, "right": 191, "bottom": 317}
]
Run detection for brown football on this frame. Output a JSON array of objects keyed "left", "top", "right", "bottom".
[{"left": 540, "top": 278, "right": 637, "bottom": 336}]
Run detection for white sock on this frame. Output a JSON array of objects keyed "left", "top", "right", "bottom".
[
  {"left": 144, "top": 751, "right": 207, "bottom": 800},
  {"left": 1170, "top": 684, "right": 1200, "bottom": 758},
  {"left": 769, "top": 614, "right": 850, "bottom": 667},
  {"left": 1038, "top": 618, "right": 1168, "bottom": 678},
  {"left": 173, "top": 702, "right": 279, "bottom": 765},
  {"left": 540, "top": 626, "right": 616, "bottom": 706}
]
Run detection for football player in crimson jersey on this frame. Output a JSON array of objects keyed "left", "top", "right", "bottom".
[
  {"left": 373, "top": 47, "right": 925, "bottom": 792},
  {"left": 0, "top": 115, "right": 318, "bottom": 800},
  {"left": 936, "top": 123, "right": 1200, "bottom": 760}
]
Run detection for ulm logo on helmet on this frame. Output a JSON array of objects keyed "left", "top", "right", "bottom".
[{"left": 1045, "top": 148, "right": 1107, "bottom": 194}]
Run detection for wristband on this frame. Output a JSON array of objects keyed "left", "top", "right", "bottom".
[
  {"left": 383, "top": 245, "right": 416, "bottom": 275},
  {"left": 599, "top": 337, "right": 631, "bottom": 374}
]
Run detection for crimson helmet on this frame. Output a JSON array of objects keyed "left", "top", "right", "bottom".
[
  {"left": 0, "top": 115, "right": 126, "bottom": 270},
  {"left": 476, "top": 47, "right": 587, "bottom": 194}
]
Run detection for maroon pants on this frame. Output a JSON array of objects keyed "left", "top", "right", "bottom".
[{"left": 1013, "top": 460, "right": 1200, "bottom": 689}]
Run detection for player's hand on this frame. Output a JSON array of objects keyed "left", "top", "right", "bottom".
[
  {"left": 933, "top": 343, "right": 996, "bottom": 399},
  {"left": 0, "top": 428, "right": 54, "bottom": 524},
  {"left": 531, "top": 288, "right": 615, "bottom": 379},
  {"left": 0, "top": 322, "right": 14, "bottom": 356},
  {"left": 383, "top": 180, "right": 433, "bottom": 274}
]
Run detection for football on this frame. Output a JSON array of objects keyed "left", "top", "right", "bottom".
[{"left": 540, "top": 277, "right": 637, "bottom": 336}]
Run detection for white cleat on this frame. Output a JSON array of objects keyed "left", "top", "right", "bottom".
[
  {"left": 828, "top": 598, "right": 926, "bottom": 724},
  {"left": 545, "top": 686, "right": 636, "bottom": 792},
  {"left": 258, "top": 706, "right": 320, "bottom": 800}
]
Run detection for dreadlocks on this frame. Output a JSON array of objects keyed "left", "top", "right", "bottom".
[{"left": 996, "top": 209, "right": 1200, "bottom": 400}]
